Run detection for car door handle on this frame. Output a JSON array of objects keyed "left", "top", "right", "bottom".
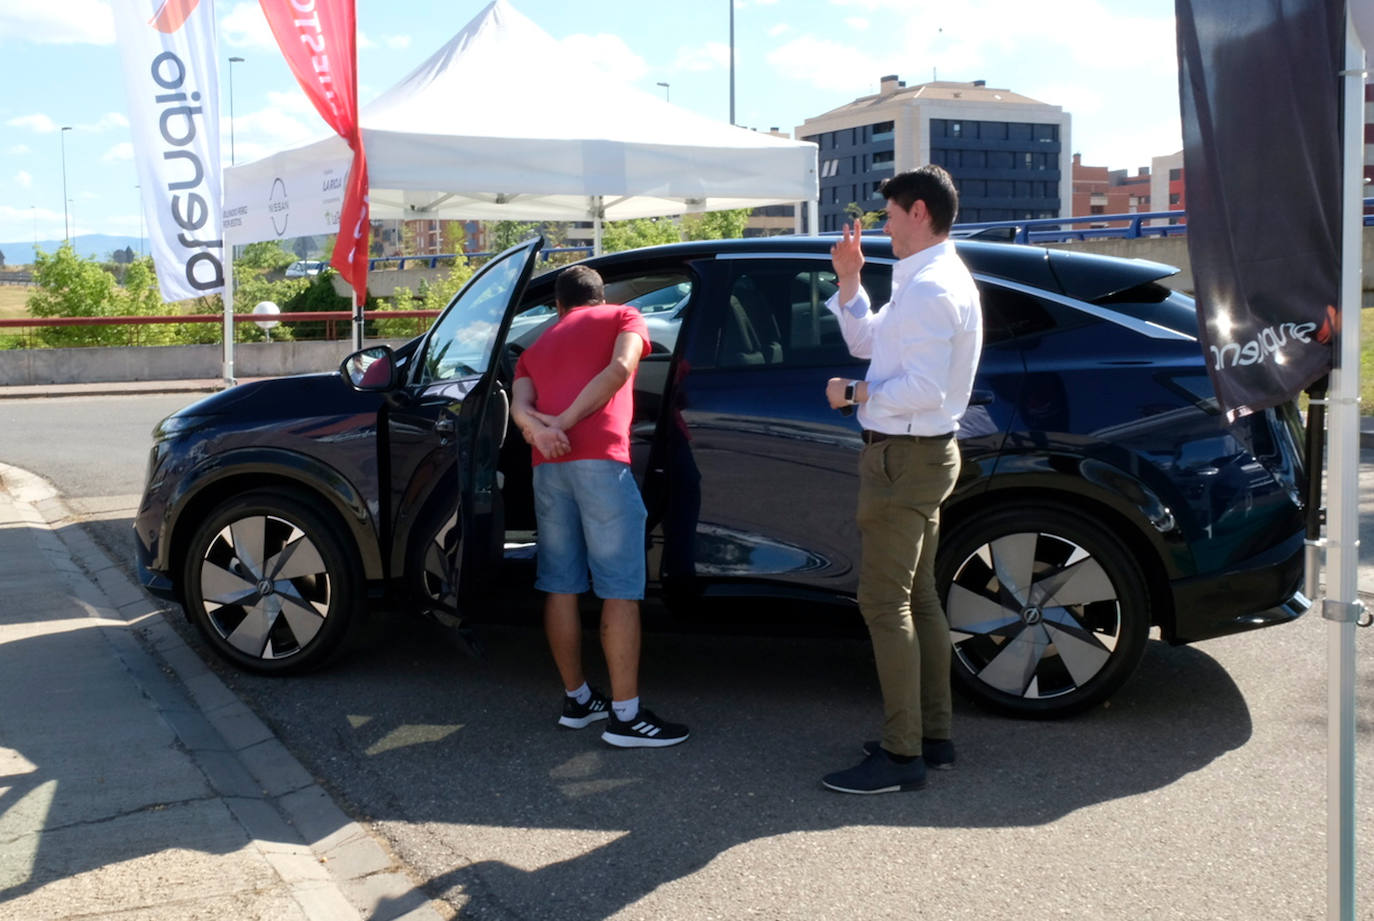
[
  {"left": 435, "top": 417, "right": 455, "bottom": 435},
  {"left": 970, "top": 389, "right": 993, "bottom": 406}
]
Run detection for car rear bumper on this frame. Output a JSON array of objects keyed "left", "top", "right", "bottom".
[{"left": 1167, "top": 528, "right": 1309, "bottom": 644}]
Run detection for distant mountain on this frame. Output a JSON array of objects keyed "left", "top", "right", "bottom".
[{"left": 0, "top": 235, "right": 145, "bottom": 268}]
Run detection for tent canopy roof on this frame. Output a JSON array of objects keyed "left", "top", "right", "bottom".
[{"left": 223, "top": 0, "right": 817, "bottom": 235}]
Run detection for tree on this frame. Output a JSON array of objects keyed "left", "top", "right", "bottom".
[
  {"left": 844, "top": 201, "right": 885, "bottom": 229},
  {"left": 683, "top": 208, "right": 751, "bottom": 241},
  {"left": 0, "top": 249, "right": 6, "bottom": 269},
  {"left": 237, "top": 241, "right": 295, "bottom": 272},
  {"left": 486, "top": 220, "right": 536, "bottom": 253},
  {"left": 27, "top": 242, "right": 119, "bottom": 346},
  {"left": 600, "top": 217, "right": 681, "bottom": 254},
  {"left": 292, "top": 236, "right": 312, "bottom": 259},
  {"left": 439, "top": 221, "right": 466, "bottom": 255},
  {"left": 111, "top": 246, "right": 136, "bottom": 265}
]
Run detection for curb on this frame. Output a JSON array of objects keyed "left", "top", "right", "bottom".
[{"left": 0, "top": 462, "right": 449, "bottom": 921}]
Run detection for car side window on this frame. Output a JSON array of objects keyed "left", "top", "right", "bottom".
[
  {"left": 976, "top": 281, "right": 1085, "bottom": 345},
  {"left": 693, "top": 261, "right": 885, "bottom": 370}
]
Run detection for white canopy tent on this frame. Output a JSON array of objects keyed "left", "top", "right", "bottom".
[{"left": 220, "top": 0, "right": 819, "bottom": 380}]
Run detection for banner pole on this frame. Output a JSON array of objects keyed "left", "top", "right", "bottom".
[
  {"left": 1326, "top": 10, "right": 1365, "bottom": 921},
  {"left": 222, "top": 232, "right": 236, "bottom": 387}
]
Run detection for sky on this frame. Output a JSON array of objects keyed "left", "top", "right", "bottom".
[{"left": 0, "top": 0, "right": 1184, "bottom": 247}]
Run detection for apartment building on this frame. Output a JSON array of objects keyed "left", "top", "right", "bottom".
[{"left": 795, "top": 75, "right": 1073, "bottom": 232}]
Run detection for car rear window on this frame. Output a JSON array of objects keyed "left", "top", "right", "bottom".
[{"left": 1094, "top": 283, "right": 1201, "bottom": 338}]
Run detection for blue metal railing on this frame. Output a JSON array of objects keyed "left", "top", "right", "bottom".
[
  {"left": 368, "top": 245, "right": 593, "bottom": 272},
  {"left": 365, "top": 199, "right": 1374, "bottom": 268},
  {"left": 954, "top": 198, "right": 1374, "bottom": 244}
]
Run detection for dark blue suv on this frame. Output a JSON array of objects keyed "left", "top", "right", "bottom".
[{"left": 134, "top": 235, "right": 1309, "bottom": 718}]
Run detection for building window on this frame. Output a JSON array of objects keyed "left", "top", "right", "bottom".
[
  {"left": 1008, "top": 122, "right": 1031, "bottom": 141},
  {"left": 1169, "top": 192, "right": 1181, "bottom": 205},
  {"left": 1034, "top": 124, "right": 1058, "bottom": 142},
  {"left": 872, "top": 150, "right": 894, "bottom": 165},
  {"left": 1024, "top": 152, "right": 1033, "bottom": 169},
  {"left": 1169, "top": 168, "right": 1183, "bottom": 180},
  {"left": 950, "top": 121, "right": 962, "bottom": 137}
]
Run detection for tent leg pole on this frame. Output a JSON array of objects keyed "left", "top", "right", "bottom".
[
  {"left": 593, "top": 195, "right": 604, "bottom": 257},
  {"left": 1327, "top": 12, "right": 1365, "bottom": 921},
  {"left": 222, "top": 235, "right": 236, "bottom": 388},
  {"left": 351, "top": 291, "right": 363, "bottom": 351},
  {"left": 807, "top": 199, "right": 818, "bottom": 236}
]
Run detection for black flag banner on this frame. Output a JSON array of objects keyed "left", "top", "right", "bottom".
[{"left": 1176, "top": 0, "right": 1344, "bottom": 422}]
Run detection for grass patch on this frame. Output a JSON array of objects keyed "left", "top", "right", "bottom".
[{"left": 0, "top": 286, "right": 31, "bottom": 320}]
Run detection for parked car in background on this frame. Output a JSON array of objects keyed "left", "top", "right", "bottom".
[
  {"left": 285, "top": 260, "right": 326, "bottom": 278},
  {"left": 134, "top": 235, "right": 1309, "bottom": 718}
]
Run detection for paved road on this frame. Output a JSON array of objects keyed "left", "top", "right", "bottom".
[{"left": 4, "top": 390, "right": 1374, "bottom": 920}]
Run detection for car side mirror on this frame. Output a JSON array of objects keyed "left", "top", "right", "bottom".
[{"left": 341, "top": 345, "right": 397, "bottom": 392}]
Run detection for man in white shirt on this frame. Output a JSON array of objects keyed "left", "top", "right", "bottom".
[{"left": 821, "top": 165, "right": 983, "bottom": 795}]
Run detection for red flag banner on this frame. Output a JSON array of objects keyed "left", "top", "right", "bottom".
[
  {"left": 1175, "top": 0, "right": 1344, "bottom": 422},
  {"left": 259, "top": 0, "right": 369, "bottom": 298}
]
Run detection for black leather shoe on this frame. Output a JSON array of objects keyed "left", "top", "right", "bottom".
[
  {"left": 822, "top": 748, "right": 927, "bottom": 794},
  {"left": 862, "top": 737, "right": 955, "bottom": 769}
]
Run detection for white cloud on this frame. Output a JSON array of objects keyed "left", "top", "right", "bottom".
[
  {"left": 221, "top": 1, "right": 276, "bottom": 49},
  {"left": 102, "top": 143, "right": 134, "bottom": 162},
  {"left": 8, "top": 144, "right": 30, "bottom": 155},
  {"left": 0, "top": 0, "right": 114, "bottom": 45},
  {"left": 768, "top": 36, "right": 903, "bottom": 94},
  {"left": 7, "top": 113, "right": 60, "bottom": 134},
  {"left": 79, "top": 112, "right": 128, "bottom": 133},
  {"left": 768, "top": 23, "right": 790, "bottom": 37},
  {"left": 15, "top": 170, "right": 31, "bottom": 189},
  {"left": 846, "top": 17, "right": 870, "bottom": 30},
  {"left": 357, "top": 30, "right": 377, "bottom": 50},
  {"left": 674, "top": 42, "right": 731, "bottom": 73},
  {"left": 384, "top": 35, "right": 412, "bottom": 50},
  {"left": 561, "top": 33, "right": 648, "bottom": 84}
]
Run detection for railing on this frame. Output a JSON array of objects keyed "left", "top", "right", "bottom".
[
  {"left": 952, "top": 198, "right": 1374, "bottom": 244},
  {"left": 0, "top": 309, "right": 442, "bottom": 347}
]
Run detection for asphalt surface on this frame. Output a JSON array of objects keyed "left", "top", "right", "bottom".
[{"left": 3, "top": 381, "right": 1374, "bottom": 920}]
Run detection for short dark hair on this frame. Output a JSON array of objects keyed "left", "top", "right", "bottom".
[
  {"left": 880, "top": 165, "right": 959, "bottom": 235},
  {"left": 555, "top": 265, "right": 605, "bottom": 308}
]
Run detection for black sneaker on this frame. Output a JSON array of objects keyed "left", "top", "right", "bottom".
[
  {"left": 600, "top": 707, "right": 690, "bottom": 748},
  {"left": 822, "top": 748, "right": 927, "bottom": 795},
  {"left": 862, "top": 737, "right": 955, "bottom": 770},
  {"left": 558, "top": 688, "right": 610, "bottom": 729}
]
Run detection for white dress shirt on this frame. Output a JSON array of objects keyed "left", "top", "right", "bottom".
[{"left": 826, "top": 239, "right": 983, "bottom": 436}]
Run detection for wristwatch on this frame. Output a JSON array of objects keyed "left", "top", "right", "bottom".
[{"left": 843, "top": 381, "right": 857, "bottom": 405}]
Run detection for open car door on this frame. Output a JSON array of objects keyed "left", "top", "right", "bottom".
[{"left": 377, "top": 237, "right": 544, "bottom": 619}]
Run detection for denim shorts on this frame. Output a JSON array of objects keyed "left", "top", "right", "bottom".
[{"left": 532, "top": 460, "right": 647, "bottom": 600}]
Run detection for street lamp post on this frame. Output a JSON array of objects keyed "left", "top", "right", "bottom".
[
  {"left": 228, "top": 56, "right": 245, "bottom": 165},
  {"left": 656, "top": 81, "right": 670, "bottom": 102},
  {"left": 728, "top": 0, "right": 735, "bottom": 125},
  {"left": 60, "top": 125, "right": 72, "bottom": 242}
]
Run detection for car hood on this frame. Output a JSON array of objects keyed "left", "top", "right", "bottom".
[{"left": 161, "top": 372, "right": 378, "bottom": 426}]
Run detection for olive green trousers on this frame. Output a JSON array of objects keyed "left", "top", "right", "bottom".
[{"left": 855, "top": 435, "right": 960, "bottom": 757}]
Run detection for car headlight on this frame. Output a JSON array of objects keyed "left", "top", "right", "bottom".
[{"left": 153, "top": 413, "right": 222, "bottom": 440}]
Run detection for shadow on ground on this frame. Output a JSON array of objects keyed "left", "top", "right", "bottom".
[{"left": 210, "top": 604, "right": 1255, "bottom": 921}]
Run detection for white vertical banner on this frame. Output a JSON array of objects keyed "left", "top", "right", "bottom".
[{"left": 113, "top": 0, "right": 224, "bottom": 302}]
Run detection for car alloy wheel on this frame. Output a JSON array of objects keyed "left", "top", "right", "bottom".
[
  {"left": 937, "top": 504, "right": 1149, "bottom": 718},
  {"left": 183, "top": 490, "right": 361, "bottom": 674}
]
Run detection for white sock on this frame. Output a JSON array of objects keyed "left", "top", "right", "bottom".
[
  {"left": 612, "top": 696, "right": 639, "bottom": 722},
  {"left": 567, "top": 682, "right": 591, "bottom": 705}
]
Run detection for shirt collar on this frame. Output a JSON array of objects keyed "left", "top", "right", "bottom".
[{"left": 892, "top": 238, "right": 955, "bottom": 285}]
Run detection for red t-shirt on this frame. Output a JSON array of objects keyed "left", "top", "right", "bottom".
[{"left": 513, "top": 304, "right": 650, "bottom": 466}]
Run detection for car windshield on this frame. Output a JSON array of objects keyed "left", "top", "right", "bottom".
[{"left": 417, "top": 243, "right": 535, "bottom": 385}]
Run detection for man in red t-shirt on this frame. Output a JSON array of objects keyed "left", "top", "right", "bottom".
[{"left": 512, "top": 265, "right": 689, "bottom": 749}]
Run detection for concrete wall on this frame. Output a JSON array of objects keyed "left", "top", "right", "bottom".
[{"left": 0, "top": 338, "right": 411, "bottom": 387}]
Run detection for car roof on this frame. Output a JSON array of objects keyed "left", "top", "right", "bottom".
[{"left": 571, "top": 235, "right": 1179, "bottom": 303}]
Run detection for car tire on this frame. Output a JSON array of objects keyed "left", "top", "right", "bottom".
[
  {"left": 181, "top": 490, "right": 362, "bottom": 675},
  {"left": 936, "top": 502, "right": 1150, "bottom": 718}
]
